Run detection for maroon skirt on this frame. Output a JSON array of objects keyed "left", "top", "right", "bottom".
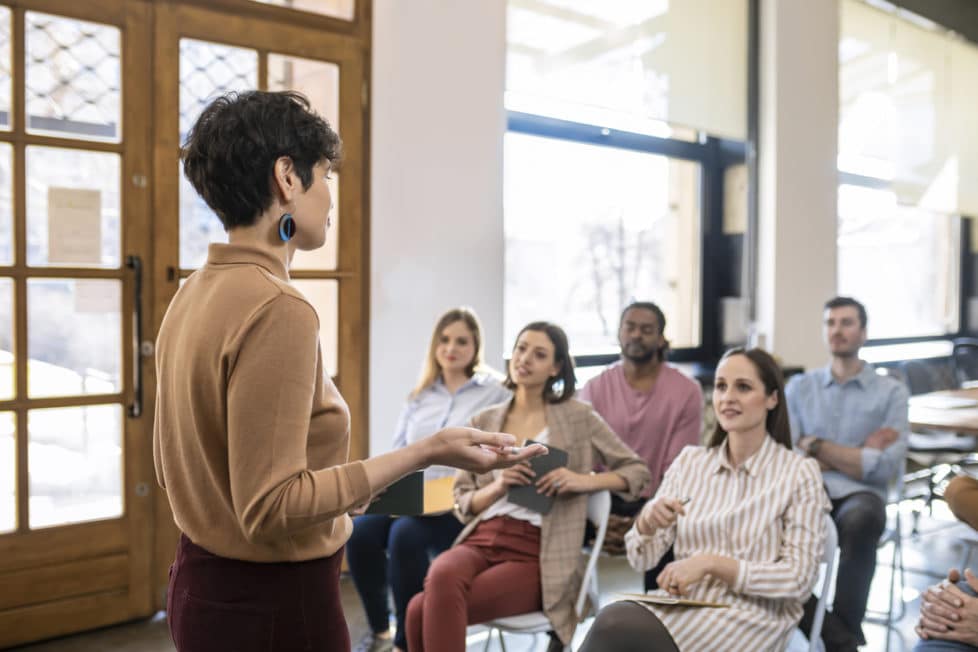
[{"left": 167, "top": 534, "right": 348, "bottom": 652}]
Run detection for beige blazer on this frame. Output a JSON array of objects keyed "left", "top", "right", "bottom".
[{"left": 453, "top": 397, "right": 651, "bottom": 644}]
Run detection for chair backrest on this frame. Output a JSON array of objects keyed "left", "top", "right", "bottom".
[
  {"left": 953, "top": 338, "right": 978, "bottom": 386},
  {"left": 900, "top": 359, "right": 954, "bottom": 396},
  {"left": 809, "top": 514, "right": 839, "bottom": 652},
  {"left": 575, "top": 490, "right": 611, "bottom": 619}
]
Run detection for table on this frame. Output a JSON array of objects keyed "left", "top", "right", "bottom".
[{"left": 909, "top": 388, "right": 978, "bottom": 436}]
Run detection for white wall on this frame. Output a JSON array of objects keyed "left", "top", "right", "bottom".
[
  {"left": 369, "top": 0, "right": 508, "bottom": 455},
  {"left": 756, "top": 0, "right": 839, "bottom": 370}
]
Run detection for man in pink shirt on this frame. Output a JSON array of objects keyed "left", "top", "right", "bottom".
[{"left": 579, "top": 301, "right": 703, "bottom": 589}]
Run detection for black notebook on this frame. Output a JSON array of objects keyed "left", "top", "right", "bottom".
[
  {"left": 506, "top": 441, "right": 568, "bottom": 515},
  {"left": 366, "top": 471, "right": 424, "bottom": 516}
]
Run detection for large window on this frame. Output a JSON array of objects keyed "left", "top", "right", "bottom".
[
  {"left": 504, "top": 131, "right": 701, "bottom": 355},
  {"left": 503, "top": 0, "right": 747, "bottom": 360},
  {"left": 838, "top": 184, "right": 960, "bottom": 338},
  {"left": 838, "top": 0, "right": 974, "bottom": 339}
]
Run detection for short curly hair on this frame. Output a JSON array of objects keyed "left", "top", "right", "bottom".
[{"left": 181, "top": 90, "right": 342, "bottom": 230}]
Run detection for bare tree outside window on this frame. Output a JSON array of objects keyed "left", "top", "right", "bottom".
[{"left": 504, "top": 133, "right": 701, "bottom": 355}]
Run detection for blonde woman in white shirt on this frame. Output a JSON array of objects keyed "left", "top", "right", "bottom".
[
  {"left": 347, "top": 307, "right": 510, "bottom": 652},
  {"left": 578, "top": 347, "right": 830, "bottom": 652}
]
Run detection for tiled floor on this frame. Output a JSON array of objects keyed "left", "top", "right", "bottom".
[{"left": 11, "top": 499, "right": 978, "bottom": 652}]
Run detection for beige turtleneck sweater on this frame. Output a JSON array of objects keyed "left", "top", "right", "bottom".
[{"left": 153, "top": 243, "right": 370, "bottom": 562}]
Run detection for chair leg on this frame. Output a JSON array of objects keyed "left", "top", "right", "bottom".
[
  {"left": 497, "top": 629, "right": 507, "bottom": 652},
  {"left": 482, "top": 628, "right": 493, "bottom": 652}
]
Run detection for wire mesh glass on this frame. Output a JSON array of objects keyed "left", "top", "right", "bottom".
[{"left": 25, "top": 11, "right": 120, "bottom": 141}]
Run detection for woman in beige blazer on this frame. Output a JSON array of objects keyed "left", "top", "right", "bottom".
[{"left": 406, "top": 321, "right": 651, "bottom": 651}]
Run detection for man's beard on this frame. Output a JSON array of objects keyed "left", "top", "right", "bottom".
[
  {"left": 830, "top": 340, "right": 860, "bottom": 359},
  {"left": 623, "top": 344, "right": 658, "bottom": 364},
  {"left": 832, "top": 347, "right": 860, "bottom": 359}
]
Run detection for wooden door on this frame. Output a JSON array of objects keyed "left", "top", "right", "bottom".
[
  {"left": 0, "top": 0, "right": 155, "bottom": 647},
  {"left": 150, "top": 0, "right": 370, "bottom": 608}
]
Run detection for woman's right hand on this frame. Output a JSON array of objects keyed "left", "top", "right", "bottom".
[
  {"left": 636, "top": 497, "right": 686, "bottom": 535},
  {"left": 421, "top": 427, "right": 546, "bottom": 474}
]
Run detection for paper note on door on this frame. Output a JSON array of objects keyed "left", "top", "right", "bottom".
[{"left": 48, "top": 187, "right": 102, "bottom": 265}]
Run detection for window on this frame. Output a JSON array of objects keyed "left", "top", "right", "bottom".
[
  {"left": 838, "top": 0, "right": 972, "bottom": 339},
  {"left": 838, "top": 184, "right": 959, "bottom": 338},
  {"left": 504, "top": 131, "right": 701, "bottom": 355},
  {"left": 503, "top": 0, "right": 747, "bottom": 361}
]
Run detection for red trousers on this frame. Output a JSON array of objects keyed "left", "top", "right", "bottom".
[
  {"left": 406, "top": 516, "right": 543, "bottom": 652},
  {"left": 166, "top": 534, "right": 348, "bottom": 652}
]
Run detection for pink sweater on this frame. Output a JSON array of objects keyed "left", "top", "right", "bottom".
[{"left": 579, "top": 363, "right": 703, "bottom": 497}]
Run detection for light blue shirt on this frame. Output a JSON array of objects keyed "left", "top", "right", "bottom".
[
  {"left": 391, "top": 373, "right": 512, "bottom": 480},
  {"left": 785, "top": 362, "right": 909, "bottom": 500}
]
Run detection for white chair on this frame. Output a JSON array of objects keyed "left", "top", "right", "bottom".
[
  {"left": 789, "top": 513, "right": 839, "bottom": 652},
  {"left": 481, "top": 490, "right": 611, "bottom": 652}
]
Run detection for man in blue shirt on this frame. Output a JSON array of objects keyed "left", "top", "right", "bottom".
[{"left": 787, "top": 296, "right": 909, "bottom": 650}]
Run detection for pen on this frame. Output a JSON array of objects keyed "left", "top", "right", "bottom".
[{"left": 666, "top": 496, "right": 691, "bottom": 513}]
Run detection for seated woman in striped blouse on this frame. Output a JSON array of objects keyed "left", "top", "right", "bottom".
[{"left": 579, "top": 347, "right": 830, "bottom": 652}]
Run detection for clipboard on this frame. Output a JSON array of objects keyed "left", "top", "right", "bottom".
[
  {"left": 616, "top": 592, "right": 729, "bottom": 609},
  {"left": 365, "top": 473, "right": 457, "bottom": 516},
  {"left": 506, "top": 441, "right": 568, "bottom": 515},
  {"left": 366, "top": 471, "right": 423, "bottom": 515}
]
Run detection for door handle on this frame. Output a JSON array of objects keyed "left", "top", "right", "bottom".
[{"left": 127, "top": 255, "right": 143, "bottom": 418}]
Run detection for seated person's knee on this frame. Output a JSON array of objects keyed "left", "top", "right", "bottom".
[{"left": 837, "top": 494, "right": 886, "bottom": 540}]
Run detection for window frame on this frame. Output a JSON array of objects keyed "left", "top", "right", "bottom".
[
  {"left": 505, "top": 110, "right": 744, "bottom": 368},
  {"left": 837, "top": 169, "right": 971, "bottom": 346}
]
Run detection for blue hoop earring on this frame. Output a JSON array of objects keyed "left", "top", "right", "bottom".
[{"left": 278, "top": 213, "right": 296, "bottom": 242}]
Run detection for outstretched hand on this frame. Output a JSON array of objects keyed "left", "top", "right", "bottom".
[{"left": 425, "top": 427, "right": 547, "bottom": 474}]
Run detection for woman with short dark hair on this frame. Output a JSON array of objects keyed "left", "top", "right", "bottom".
[
  {"left": 406, "top": 321, "right": 651, "bottom": 652},
  {"left": 576, "top": 347, "right": 829, "bottom": 652},
  {"left": 154, "top": 90, "right": 543, "bottom": 652}
]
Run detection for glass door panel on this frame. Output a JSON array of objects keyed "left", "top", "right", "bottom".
[
  {"left": 26, "top": 278, "right": 121, "bottom": 398},
  {"left": 0, "top": 6, "right": 11, "bottom": 131},
  {"left": 0, "top": 411, "right": 12, "bottom": 534},
  {"left": 25, "top": 12, "right": 121, "bottom": 141},
  {"left": 28, "top": 404, "right": 122, "bottom": 528},
  {"left": 0, "top": 142, "right": 11, "bottom": 264},
  {"left": 177, "top": 39, "right": 258, "bottom": 270},
  {"left": 0, "top": 277, "right": 10, "bottom": 399},
  {"left": 292, "top": 279, "right": 338, "bottom": 376},
  {"left": 25, "top": 146, "right": 121, "bottom": 268},
  {"left": 252, "top": 0, "right": 355, "bottom": 22},
  {"left": 269, "top": 54, "right": 340, "bottom": 271}
]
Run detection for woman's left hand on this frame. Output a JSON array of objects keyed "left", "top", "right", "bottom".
[
  {"left": 536, "top": 468, "right": 591, "bottom": 496},
  {"left": 657, "top": 555, "right": 712, "bottom": 596}
]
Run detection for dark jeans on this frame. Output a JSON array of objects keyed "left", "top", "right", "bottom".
[
  {"left": 167, "top": 534, "right": 347, "bottom": 652},
  {"left": 578, "top": 601, "right": 680, "bottom": 652},
  {"left": 831, "top": 491, "right": 887, "bottom": 642},
  {"left": 346, "top": 512, "right": 463, "bottom": 649}
]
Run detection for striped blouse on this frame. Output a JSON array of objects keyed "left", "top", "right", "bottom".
[{"left": 623, "top": 435, "right": 830, "bottom": 652}]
